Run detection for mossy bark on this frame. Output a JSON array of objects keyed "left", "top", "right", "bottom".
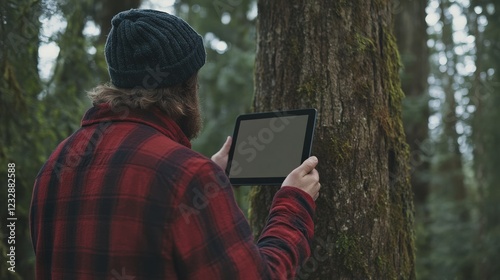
[{"left": 250, "top": 1, "right": 415, "bottom": 279}]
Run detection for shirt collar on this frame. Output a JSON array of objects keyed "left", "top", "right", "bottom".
[{"left": 81, "top": 104, "right": 192, "bottom": 148}]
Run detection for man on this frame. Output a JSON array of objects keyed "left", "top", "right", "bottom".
[{"left": 30, "top": 9, "right": 320, "bottom": 280}]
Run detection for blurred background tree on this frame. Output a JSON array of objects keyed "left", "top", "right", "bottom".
[
  {"left": 1, "top": 0, "right": 499, "bottom": 279},
  {"left": 1, "top": 1, "right": 43, "bottom": 278},
  {"left": 170, "top": 0, "right": 256, "bottom": 210}
]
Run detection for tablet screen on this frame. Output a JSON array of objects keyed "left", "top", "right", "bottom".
[{"left": 226, "top": 109, "right": 316, "bottom": 185}]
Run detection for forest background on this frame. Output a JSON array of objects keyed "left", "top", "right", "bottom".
[{"left": 1, "top": 0, "right": 499, "bottom": 279}]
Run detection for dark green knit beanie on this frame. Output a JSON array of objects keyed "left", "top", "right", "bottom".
[{"left": 105, "top": 9, "right": 206, "bottom": 88}]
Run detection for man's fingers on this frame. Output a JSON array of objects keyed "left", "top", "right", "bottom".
[
  {"left": 211, "top": 136, "right": 233, "bottom": 170},
  {"left": 297, "top": 156, "right": 318, "bottom": 177},
  {"left": 221, "top": 136, "right": 232, "bottom": 153},
  {"left": 213, "top": 136, "right": 232, "bottom": 159}
]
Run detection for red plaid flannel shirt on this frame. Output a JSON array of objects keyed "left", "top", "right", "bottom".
[{"left": 30, "top": 104, "right": 316, "bottom": 279}]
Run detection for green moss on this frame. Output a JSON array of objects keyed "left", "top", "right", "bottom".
[
  {"left": 373, "top": 0, "right": 390, "bottom": 10},
  {"left": 290, "top": 37, "right": 301, "bottom": 58},
  {"left": 368, "top": 26, "right": 415, "bottom": 279},
  {"left": 313, "top": 125, "right": 354, "bottom": 166},
  {"left": 382, "top": 29, "right": 406, "bottom": 146},
  {"left": 376, "top": 256, "right": 387, "bottom": 271},
  {"left": 355, "top": 33, "right": 375, "bottom": 53},
  {"left": 329, "top": 137, "right": 353, "bottom": 163},
  {"left": 342, "top": 32, "right": 375, "bottom": 58},
  {"left": 336, "top": 233, "right": 368, "bottom": 275},
  {"left": 297, "top": 78, "right": 319, "bottom": 98},
  {"left": 333, "top": 0, "right": 349, "bottom": 17}
]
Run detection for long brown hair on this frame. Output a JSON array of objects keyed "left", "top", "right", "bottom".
[{"left": 87, "top": 74, "right": 199, "bottom": 122}]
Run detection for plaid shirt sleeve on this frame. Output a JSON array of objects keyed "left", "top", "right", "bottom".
[{"left": 172, "top": 161, "right": 315, "bottom": 280}]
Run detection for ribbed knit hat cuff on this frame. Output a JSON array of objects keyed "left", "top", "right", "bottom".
[{"left": 108, "top": 36, "right": 205, "bottom": 89}]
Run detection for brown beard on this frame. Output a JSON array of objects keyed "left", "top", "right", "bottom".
[
  {"left": 165, "top": 73, "right": 202, "bottom": 140},
  {"left": 178, "top": 104, "right": 203, "bottom": 140}
]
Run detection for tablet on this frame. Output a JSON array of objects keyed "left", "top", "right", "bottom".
[{"left": 225, "top": 109, "right": 317, "bottom": 185}]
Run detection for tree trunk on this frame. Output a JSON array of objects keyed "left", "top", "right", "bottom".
[
  {"left": 92, "top": 0, "right": 143, "bottom": 87},
  {"left": 394, "top": 2, "right": 431, "bottom": 277},
  {"left": 94, "top": 0, "right": 143, "bottom": 44},
  {"left": 436, "top": 0, "right": 467, "bottom": 203},
  {"left": 470, "top": 1, "right": 500, "bottom": 278},
  {"left": 249, "top": 1, "right": 415, "bottom": 279},
  {"left": 49, "top": 0, "right": 143, "bottom": 137},
  {"left": 394, "top": 0, "right": 430, "bottom": 208}
]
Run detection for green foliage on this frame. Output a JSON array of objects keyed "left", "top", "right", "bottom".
[
  {"left": 1, "top": 0, "right": 44, "bottom": 278},
  {"left": 405, "top": 0, "right": 500, "bottom": 279},
  {"left": 1, "top": 0, "right": 142, "bottom": 278},
  {"left": 173, "top": 0, "right": 256, "bottom": 215},
  {"left": 470, "top": 1, "right": 500, "bottom": 277},
  {"left": 2, "top": 0, "right": 255, "bottom": 277},
  {"left": 173, "top": 0, "right": 256, "bottom": 157}
]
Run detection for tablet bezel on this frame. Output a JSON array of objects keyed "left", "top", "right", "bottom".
[{"left": 225, "top": 108, "right": 317, "bottom": 185}]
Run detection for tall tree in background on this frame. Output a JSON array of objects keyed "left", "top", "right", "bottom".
[
  {"left": 173, "top": 0, "right": 256, "bottom": 210},
  {"left": 47, "top": 0, "right": 143, "bottom": 138},
  {"left": 423, "top": 1, "right": 474, "bottom": 278},
  {"left": 395, "top": 0, "right": 430, "bottom": 211},
  {"left": 46, "top": 0, "right": 97, "bottom": 137},
  {"left": 436, "top": 0, "right": 466, "bottom": 210},
  {"left": 92, "top": 0, "right": 143, "bottom": 87},
  {"left": 0, "top": 1, "right": 142, "bottom": 278},
  {"left": 470, "top": 0, "right": 500, "bottom": 277},
  {"left": 434, "top": 0, "right": 467, "bottom": 205},
  {"left": 174, "top": 0, "right": 256, "bottom": 157},
  {"left": 94, "top": 0, "right": 142, "bottom": 44},
  {"left": 394, "top": 1, "right": 432, "bottom": 277},
  {"left": 0, "top": 0, "right": 43, "bottom": 278},
  {"left": 249, "top": 0, "right": 415, "bottom": 278}
]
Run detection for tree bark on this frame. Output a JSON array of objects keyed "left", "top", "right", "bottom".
[{"left": 250, "top": 1, "right": 415, "bottom": 279}]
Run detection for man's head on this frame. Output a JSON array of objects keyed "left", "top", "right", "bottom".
[
  {"left": 105, "top": 9, "right": 205, "bottom": 88},
  {"left": 89, "top": 9, "right": 206, "bottom": 140}
]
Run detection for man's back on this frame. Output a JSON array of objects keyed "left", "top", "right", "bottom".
[
  {"left": 30, "top": 105, "right": 317, "bottom": 279},
  {"left": 31, "top": 105, "right": 206, "bottom": 279}
]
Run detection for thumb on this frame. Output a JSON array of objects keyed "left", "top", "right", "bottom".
[
  {"left": 213, "top": 136, "right": 232, "bottom": 159},
  {"left": 296, "top": 156, "right": 318, "bottom": 176},
  {"left": 220, "top": 136, "right": 232, "bottom": 153}
]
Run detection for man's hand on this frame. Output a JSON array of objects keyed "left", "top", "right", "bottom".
[
  {"left": 211, "top": 136, "right": 232, "bottom": 171},
  {"left": 282, "top": 156, "right": 321, "bottom": 201}
]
